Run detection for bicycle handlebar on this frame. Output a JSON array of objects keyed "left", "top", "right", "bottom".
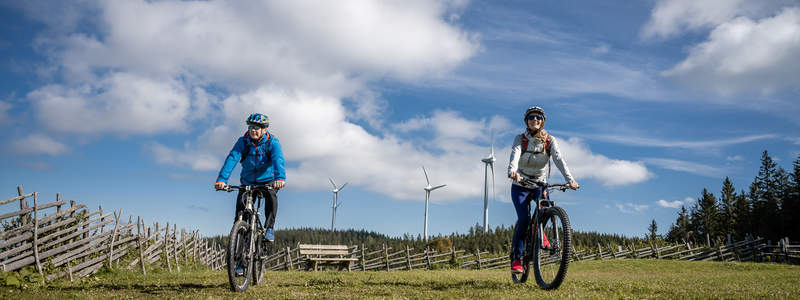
[
  {"left": 216, "top": 184, "right": 274, "bottom": 193},
  {"left": 519, "top": 179, "right": 577, "bottom": 192}
]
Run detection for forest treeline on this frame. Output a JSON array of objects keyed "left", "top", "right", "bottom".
[
  {"left": 206, "top": 225, "right": 648, "bottom": 255},
  {"left": 664, "top": 150, "right": 800, "bottom": 244}
]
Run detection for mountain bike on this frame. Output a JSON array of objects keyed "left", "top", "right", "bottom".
[
  {"left": 511, "top": 179, "right": 575, "bottom": 290},
  {"left": 219, "top": 184, "right": 272, "bottom": 292}
]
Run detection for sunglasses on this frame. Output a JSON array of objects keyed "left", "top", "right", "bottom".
[
  {"left": 248, "top": 125, "right": 265, "bottom": 130},
  {"left": 526, "top": 115, "right": 544, "bottom": 121}
]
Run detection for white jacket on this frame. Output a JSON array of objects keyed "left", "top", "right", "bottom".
[{"left": 507, "top": 131, "right": 574, "bottom": 186}]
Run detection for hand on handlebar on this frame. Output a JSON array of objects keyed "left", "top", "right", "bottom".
[
  {"left": 214, "top": 181, "right": 226, "bottom": 191},
  {"left": 273, "top": 180, "right": 285, "bottom": 190},
  {"left": 509, "top": 171, "right": 522, "bottom": 182},
  {"left": 568, "top": 180, "right": 579, "bottom": 190}
]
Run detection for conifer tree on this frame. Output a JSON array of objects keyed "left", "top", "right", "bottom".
[
  {"left": 691, "top": 189, "right": 720, "bottom": 242},
  {"left": 719, "top": 177, "right": 736, "bottom": 237},
  {"left": 787, "top": 154, "right": 800, "bottom": 240},
  {"left": 647, "top": 219, "right": 658, "bottom": 241},
  {"left": 732, "top": 190, "right": 751, "bottom": 240},
  {"left": 752, "top": 150, "right": 781, "bottom": 240}
]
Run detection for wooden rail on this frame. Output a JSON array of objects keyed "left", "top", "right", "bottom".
[{"left": 1, "top": 186, "right": 225, "bottom": 281}]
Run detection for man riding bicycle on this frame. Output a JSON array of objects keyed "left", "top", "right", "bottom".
[{"left": 214, "top": 113, "right": 286, "bottom": 243}]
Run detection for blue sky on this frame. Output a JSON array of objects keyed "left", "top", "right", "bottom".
[{"left": 1, "top": 0, "right": 799, "bottom": 239}]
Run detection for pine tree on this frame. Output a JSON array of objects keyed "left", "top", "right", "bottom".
[
  {"left": 691, "top": 188, "right": 720, "bottom": 243},
  {"left": 787, "top": 154, "right": 800, "bottom": 241},
  {"left": 733, "top": 190, "right": 751, "bottom": 240},
  {"left": 752, "top": 150, "right": 782, "bottom": 240},
  {"left": 647, "top": 219, "right": 658, "bottom": 241},
  {"left": 719, "top": 177, "right": 736, "bottom": 237},
  {"left": 666, "top": 206, "right": 691, "bottom": 243},
  {"left": 774, "top": 167, "right": 790, "bottom": 239}
]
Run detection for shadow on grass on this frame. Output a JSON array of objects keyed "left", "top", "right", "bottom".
[
  {"left": 47, "top": 282, "right": 229, "bottom": 295},
  {"left": 277, "top": 278, "right": 508, "bottom": 291}
]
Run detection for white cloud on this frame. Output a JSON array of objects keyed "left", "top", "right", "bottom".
[
  {"left": 15, "top": 0, "right": 654, "bottom": 203},
  {"left": 557, "top": 137, "right": 653, "bottom": 186},
  {"left": 146, "top": 142, "right": 220, "bottom": 172},
  {"left": 556, "top": 131, "right": 777, "bottom": 151},
  {"left": 644, "top": 158, "right": 725, "bottom": 178},
  {"left": 12, "top": 134, "right": 69, "bottom": 156},
  {"left": 28, "top": 73, "right": 197, "bottom": 135},
  {"left": 656, "top": 197, "right": 694, "bottom": 208},
  {"left": 663, "top": 8, "right": 800, "bottom": 95},
  {"left": 617, "top": 203, "right": 649, "bottom": 214},
  {"left": 642, "top": 0, "right": 749, "bottom": 39},
  {"left": 726, "top": 155, "right": 745, "bottom": 161},
  {"left": 642, "top": 1, "right": 800, "bottom": 96}
]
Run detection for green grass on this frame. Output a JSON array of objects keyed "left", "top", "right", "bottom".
[{"left": 2, "top": 259, "right": 799, "bottom": 299}]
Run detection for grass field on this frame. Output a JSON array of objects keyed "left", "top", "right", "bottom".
[{"left": 2, "top": 259, "right": 799, "bottom": 299}]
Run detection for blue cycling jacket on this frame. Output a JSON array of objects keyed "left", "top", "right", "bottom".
[{"left": 216, "top": 131, "right": 286, "bottom": 185}]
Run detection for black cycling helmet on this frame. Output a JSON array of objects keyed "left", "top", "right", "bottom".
[{"left": 524, "top": 106, "right": 546, "bottom": 123}]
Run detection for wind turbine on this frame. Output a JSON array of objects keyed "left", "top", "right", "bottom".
[
  {"left": 480, "top": 134, "right": 496, "bottom": 233},
  {"left": 422, "top": 166, "right": 446, "bottom": 242},
  {"left": 329, "top": 178, "right": 347, "bottom": 231}
]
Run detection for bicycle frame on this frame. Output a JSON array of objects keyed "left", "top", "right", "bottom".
[
  {"left": 224, "top": 184, "right": 271, "bottom": 260},
  {"left": 522, "top": 180, "right": 568, "bottom": 256}
]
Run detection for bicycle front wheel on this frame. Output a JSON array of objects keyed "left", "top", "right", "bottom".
[
  {"left": 533, "top": 206, "right": 572, "bottom": 290},
  {"left": 251, "top": 233, "right": 266, "bottom": 286},
  {"left": 227, "top": 220, "right": 253, "bottom": 292}
]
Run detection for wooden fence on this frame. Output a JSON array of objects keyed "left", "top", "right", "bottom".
[
  {"left": 0, "top": 186, "right": 225, "bottom": 282},
  {"left": 3, "top": 185, "right": 797, "bottom": 279},
  {"left": 261, "top": 237, "right": 799, "bottom": 272}
]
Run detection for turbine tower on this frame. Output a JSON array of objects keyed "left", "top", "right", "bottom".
[
  {"left": 422, "top": 166, "right": 446, "bottom": 242},
  {"left": 329, "top": 178, "right": 347, "bottom": 231},
  {"left": 480, "top": 137, "right": 496, "bottom": 233}
]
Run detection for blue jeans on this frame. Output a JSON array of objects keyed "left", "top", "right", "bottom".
[{"left": 511, "top": 184, "right": 542, "bottom": 261}]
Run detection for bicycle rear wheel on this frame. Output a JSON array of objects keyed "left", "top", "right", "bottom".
[
  {"left": 533, "top": 206, "right": 572, "bottom": 290},
  {"left": 227, "top": 220, "right": 253, "bottom": 292}
]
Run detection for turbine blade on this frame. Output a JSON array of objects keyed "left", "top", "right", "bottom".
[
  {"left": 432, "top": 184, "right": 446, "bottom": 190},
  {"left": 329, "top": 178, "right": 337, "bottom": 189},
  {"left": 423, "top": 166, "right": 430, "bottom": 185},
  {"left": 339, "top": 182, "right": 348, "bottom": 191},
  {"left": 490, "top": 130, "right": 495, "bottom": 155}
]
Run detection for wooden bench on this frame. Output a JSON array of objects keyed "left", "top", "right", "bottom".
[{"left": 298, "top": 244, "right": 358, "bottom": 271}]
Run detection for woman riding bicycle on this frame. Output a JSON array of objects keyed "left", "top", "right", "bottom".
[
  {"left": 507, "top": 106, "right": 578, "bottom": 274},
  {"left": 214, "top": 113, "right": 286, "bottom": 243}
]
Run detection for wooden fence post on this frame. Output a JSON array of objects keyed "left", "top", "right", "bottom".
[
  {"left": 17, "top": 186, "right": 28, "bottom": 227},
  {"left": 56, "top": 193, "right": 62, "bottom": 217},
  {"left": 285, "top": 247, "right": 293, "bottom": 270},
  {"left": 165, "top": 222, "right": 172, "bottom": 272},
  {"left": 173, "top": 224, "right": 180, "bottom": 272},
  {"left": 182, "top": 228, "right": 187, "bottom": 263},
  {"left": 476, "top": 248, "right": 482, "bottom": 270},
  {"left": 360, "top": 244, "right": 366, "bottom": 271},
  {"left": 137, "top": 217, "right": 146, "bottom": 275},
  {"left": 383, "top": 244, "right": 390, "bottom": 271},
  {"left": 32, "top": 192, "right": 43, "bottom": 282},
  {"left": 597, "top": 244, "right": 603, "bottom": 260},
  {"left": 424, "top": 248, "right": 432, "bottom": 269},
  {"left": 99, "top": 205, "right": 105, "bottom": 233},
  {"left": 108, "top": 209, "right": 121, "bottom": 268},
  {"left": 405, "top": 245, "right": 412, "bottom": 270}
]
